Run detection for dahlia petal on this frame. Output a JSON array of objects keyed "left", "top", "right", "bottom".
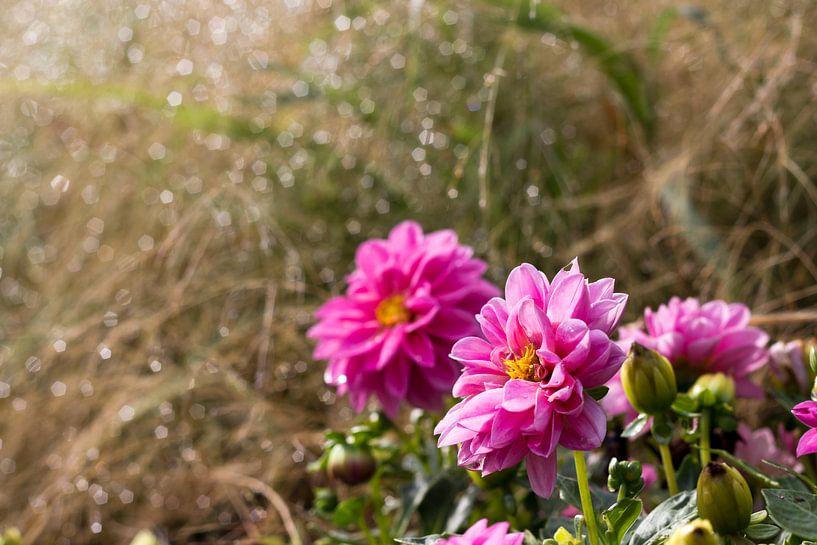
[
  {"left": 384, "top": 356, "right": 410, "bottom": 398},
  {"left": 477, "top": 298, "right": 510, "bottom": 346},
  {"left": 725, "top": 303, "right": 751, "bottom": 328},
  {"left": 797, "top": 428, "right": 817, "bottom": 457},
  {"left": 377, "top": 326, "right": 405, "bottom": 369},
  {"left": 517, "top": 298, "right": 553, "bottom": 348},
  {"left": 499, "top": 379, "right": 538, "bottom": 412},
  {"left": 490, "top": 409, "right": 529, "bottom": 448},
  {"left": 526, "top": 453, "right": 557, "bottom": 497},
  {"left": 505, "top": 263, "right": 548, "bottom": 308},
  {"left": 505, "top": 298, "right": 534, "bottom": 354},
  {"left": 453, "top": 372, "right": 507, "bottom": 397},
  {"left": 793, "top": 401, "right": 817, "bottom": 427},
  {"left": 558, "top": 395, "right": 605, "bottom": 451},
  {"left": 429, "top": 308, "right": 479, "bottom": 340},
  {"left": 546, "top": 273, "right": 589, "bottom": 324},
  {"left": 405, "top": 331, "right": 436, "bottom": 367},
  {"left": 355, "top": 240, "right": 391, "bottom": 281},
  {"left": 388, "top": 220, "right": 424, "bottom": 249},
  {"left": 451, "top": 337, "right": 494, "bottom": 365}
]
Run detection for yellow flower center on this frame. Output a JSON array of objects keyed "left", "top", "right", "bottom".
[
  {"left": 504, "top": 344, "right": 541, "bottom": 382},
  {"left": 375, "top": 294, "right": 410, "bottom": 326}
]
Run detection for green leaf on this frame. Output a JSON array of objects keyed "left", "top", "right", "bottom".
[
  {"left": 650, "top": 414, "right": 673, "bottom": 445},
  {"left": 628, "top": 491, "right": 697, "bottom": 545},
  {"left": 671, "top": 394, "right": 699, "bottom": 417},
  {"left": 588, "top": 386, "right": 610, "bottom": 401},
  {"left": 523, "top": 530, "right": 542, "bottom": 545},
  {"left": 751, "top": 510, "right": 769, "bottom": 524},
  {"left": 557, "top": 475, "right": 617, "bottom": 512},
  {"left": 331, "top": 497, "right": 366, "bottom": 527},
  {"left": 675, "top": 455, "right": 701, "bottom": 492},
  {"left": 604, "top": 499, "right": 643, "bottom": 545},
  {"left": 622, "top": 414, "right": 650, "bottom": 438},
  {"left": 763, "top": 460, "right": 817, "bottom": 493},
  {"left": 745, "top": 524, "right": 781, "bottom": 541},
  {"left": 809, "top": 346, "right": 817, "bottom": 375},
  {"left": 417, "top": 474, "right": 469, "bottom": 534},
  {"left": 763, "top": 488, "right": 817, "bottom": 540}
]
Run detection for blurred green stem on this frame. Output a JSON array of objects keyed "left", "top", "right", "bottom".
[
  {"left": 370, "top": 470, "right": 391, "bottom": 545},
  {"left": 699, "top": 409, "right": 711, "bottom": 466},
  {"left": 574, "top": 450, "right": 601, "bottom": 545},
  {"left": 658, "top": 443, "right": 678, "bottom": 496}
]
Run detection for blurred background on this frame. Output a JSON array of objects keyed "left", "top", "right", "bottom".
[{"left": 0, "top": 0, "right": 816, "bottom": 542}]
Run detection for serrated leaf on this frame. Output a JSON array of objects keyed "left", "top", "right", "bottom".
[
  {"left": 763, "top": 488, "right": 817, "bottom": 540},
  {"left": 745, "top": 524, "right": 781, "bottom": 541},
  {"left": 622, "top": 414, "right": 650, "bottom": 438},
  {"left": 628, "top": 491, "right": 697, "bottom": 545}
]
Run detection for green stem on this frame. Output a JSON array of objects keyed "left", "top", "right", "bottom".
[
  {"left": 699, "top": 409, "right": 711, "bottom": 466},
  {"left": 658, "top": 442, "right": 679, "bottom": 496},
  {"left": 574, "top": 450, "right": 601, "bottom": 545},
  {"left": 357, "top": 513, "right": 378, "bottom": 545},
  {"left": 370, "top": 471, "right": 391, "bottom": 545}
]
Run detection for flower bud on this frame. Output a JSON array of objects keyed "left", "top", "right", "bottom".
[
  {"left": 129, "top": 530, "right": 157, "bottom": 545},
  {"left": 0, "top": 529, "right": 22, "bottom": 545},
  {"left": 326, "top": 443, "right": 376, "bottom": 486},
  {"left": 689, "top": 373, "right": 735, "bottom": 408},
  {"left": 696, "top": 462, "right": 752, "bottom": 535},
  {"left": 666, "top": 519, "right": 719, "bottom": 545},
  {"left": 621, "top": 343, "right": 678, "bottom": 415}
]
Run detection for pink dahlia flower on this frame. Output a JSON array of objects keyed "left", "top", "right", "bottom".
[
  {"left": 435, "top": 260, "right": 628, "bottom": 497},
  {"left": 617, "top": 297, "right": 769, "bottom": 397},
  {"left": 734, "top": 422, "right": 802, "bottom": 473},
  {"left": 792, "top": 400, "right": 817, "bottom": 457},
  {"left": 308, "top": 221, "right": 498, "bottom": 417},
  {"left": 437, "top": 519, "right": 523, "bottom": 545},
  {"left": 769, "top": 340, "right": 808, "bottom": 391}
]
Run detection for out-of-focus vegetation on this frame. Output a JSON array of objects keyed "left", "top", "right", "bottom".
[{"left": 0, "top": 0, "right": 815, "bottom": 543}]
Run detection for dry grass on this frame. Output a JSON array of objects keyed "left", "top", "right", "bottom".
[{"left": 0, "top": 0, "right": 816, "bottom": 543}]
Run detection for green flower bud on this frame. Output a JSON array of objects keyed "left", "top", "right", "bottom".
[
  {"left": 468, "top": 465, "right": 518, "bottom": 489},
  {"left": 608, "top": 458, "right": 645, "bottom": 497},
  {"left": 128, "top": 530, "right": 157, "bottom": 545},
  {"left": 621, "top": 343, "right": 678, "bottom": 415},
  {"left": 689, "top": 373, "right": 735, "bottom": 408},
  {"left": 326, "top": 443, "right": 376, "bottom": 486},
  {"left": 0, "top": 528, "right": 22, "bottom": 545},
  {"left": 696, "top": 462, "right": 752, "bottom": 535},
  {"left": 666, "top": 519, "right": 720, "bottom": 545}
]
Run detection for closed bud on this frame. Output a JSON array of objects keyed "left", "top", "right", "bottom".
[
  {"left": 0, "top": 529, "right": 22, "bottom": 545},
  {"left": 621, "top": 343, "right": 678, "bottom": 415},
  {"left": 327, "top": 443, "right": 376, "bottom": 486},
  {"left": 666, "top": 519, "right": 719, "bottom": 545},
  {"left": 696, "top": 462, "right": 752, "bottom": 535},
  {"left": 689, "top": 373, "right": 735, "bottom": 408}
]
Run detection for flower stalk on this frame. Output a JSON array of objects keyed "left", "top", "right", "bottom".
[
  {"left": 574, "top": 451, "right": 601, "bottom": 545},
  {"left": 658, "top": 443, "right": 679, "bottom": 496},
  {"left": 699, "top": 409, "right": 711, "bottom": 466}
]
